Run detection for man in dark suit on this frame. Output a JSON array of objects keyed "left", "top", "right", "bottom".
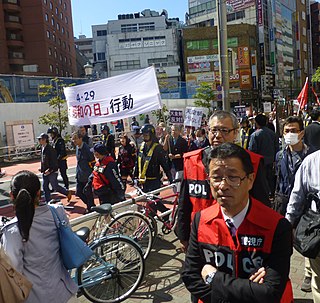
[
  {"left": 37, "top": 133, "right": 71, "bottom": 203},
  {"left": 304, "top": 109, "right": 320, "bottom": 150}
]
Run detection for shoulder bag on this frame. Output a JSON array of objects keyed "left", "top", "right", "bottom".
[
  {"left": 293, "top": 193, "right": 320, "bottom": 259},
  {"left": 49, "top": 206, "right": 93, "bottom": 270},
  {"left": 0, "top": 248, "right": 32, "bottom": 303}
]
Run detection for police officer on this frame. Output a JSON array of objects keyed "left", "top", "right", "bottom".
[
  {"left": 101, "top": 125, "right": 115, "bottom": 159},
  {"left": 135, "top": 124, "right": 173, "bottom": 219},
  {"left": 86, "top": 143, "right": 125, "bottom": 205},
  {"left": 239, "top": 116, "right": 254, "bottom": 149},
  {"left": 47, "top": 126, "right": 69, "bottom": 190}
]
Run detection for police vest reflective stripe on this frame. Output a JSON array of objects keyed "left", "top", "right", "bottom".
[
  {"left": 197, "top": 199, "right": 293, "bottom": 303},
  {"left": 138, "top": 142, "right": 158, "bottom": 183},
  {"left": 92, "top": 156, "right": 114, "bottom": 190},
  {"left": 240, "top": 128, "right": 250, "bottom": 149}
]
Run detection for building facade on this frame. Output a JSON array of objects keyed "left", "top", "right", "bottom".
[
  {"left": 186, "top": 0, "right": 309, "bottom": 100},
  {"left": 311, "top": 1, "right": 320, "bottom": 73},
  {"left": 0, "top": 0, "right": 77, "bottom": 77},
  {"left": 91, "top": 9, "right": 181, "bottom": 82}
]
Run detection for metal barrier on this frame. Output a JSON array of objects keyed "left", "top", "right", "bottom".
[{"left": 70, "top": 183, "right": 175, "bottom": 230}]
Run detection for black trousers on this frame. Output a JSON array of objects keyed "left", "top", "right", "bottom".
[{"left": 58, "top": 160, "right": 69, "bottom": 189}]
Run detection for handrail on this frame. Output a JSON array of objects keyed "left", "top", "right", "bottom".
[{"left": 70, "top": 183, "right": 175, "bottom": 229}]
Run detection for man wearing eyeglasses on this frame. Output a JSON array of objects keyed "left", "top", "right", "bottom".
[
  {"left": 177, "top": 111, "right": 270, "bottom": 253},
  {"left": 181, "top": 143, "right": 293, "bottom": 303}
]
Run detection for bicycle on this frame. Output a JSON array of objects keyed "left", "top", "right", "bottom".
[
  {"left": 74, "top": 228, "right": 145, "bottom": 303},
  {"left": 132, "top": 181, "right": 180, "bottom": 243},
  {"left": 87, "top": 203, "right": 154, "bottom": 260}
]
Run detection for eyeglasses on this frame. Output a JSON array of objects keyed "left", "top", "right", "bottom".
[
  {"left": 209, "top": 128, "right": 237, "bottom": 136},
  {"left": 208, "top": 175, "right": 248, "bottom": 188}
]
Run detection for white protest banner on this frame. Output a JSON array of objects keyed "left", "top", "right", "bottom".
[
  {"left": 184, "top": 107, "right": 203, "bottom": 128},
  {"left": 263, "top": 102, "right": 272, "bottom": 113},
  {"left": 64, "top": 66, "right": 162, "bottom": 126}
]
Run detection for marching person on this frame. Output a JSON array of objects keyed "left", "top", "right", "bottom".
[
  {"left": 101, "top": 124, "right": 116, "bottom": 159},
  {"left": 134, "top": 124, "right": 173, "bottom": 220},
  {"left": 71, "top": 130, "right": 95, "bottom": 212},
  {"left": 37, "top": 133, "right": 71, "bottom": 203},
  {"left": 182, "top": 143, "right": 293, "bottom": 303},
  {"left": 79, "top": 126, "right": 93, "bottom": 148},
  {"left": 86, "top": 143, "right": 125, "bottom": 205},
  {"left": 285, "top": 149, "right": 320, "bottom": 301},
  {"left": 177, "top": 111, "right": 270, "bottom": 253},
  {"left": 47, "top": 126, "right": 69, "bottom": 190},
  {"left": 194, "top": 128, "right": 210, "bottom": 149},
  {"left": 117, "top": 134, "right": 136, "bottom": 190},
  {"left": 0, "top": 170, "right": 78, "bottom": 303},
  {"left": 239, "top": 116, "right": 254, "bottom": 149}
]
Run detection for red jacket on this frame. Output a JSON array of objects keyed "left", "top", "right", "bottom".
[
  {"left": 92, "top": 156, "right": 114, "bottom": 190},
  {"left": 182, "top": 198, "right": 293, "bottom": 303}
]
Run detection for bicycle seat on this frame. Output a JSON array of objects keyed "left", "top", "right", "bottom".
[
  {"left": 75, "top": 227, "right": 90, "bottom": 242},
  {"left": 91, "top": 204, "right": 113, "bottom": 215}
]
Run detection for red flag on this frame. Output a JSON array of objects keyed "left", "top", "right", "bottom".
[
  {"left": 297, "top": 77, "right": 308, "bottom": 110},
  {"left": 311, "top": 87, "right": 320, "bottom": 105}
]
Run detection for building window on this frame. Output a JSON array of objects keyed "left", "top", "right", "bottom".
[
  {"left": 66, "top": 31, "right": 69, "bottom": 38},
  {"left": 68, "top": 44, "right": 70, "bottom": 51},
  {"left": 49, "top": 1, "right": 53, "bottom": 9},
  {"left": 54, "top": 51, "right": 57, "bottom": 58},
  {"left": 43, "top": 0, "right": 47, "bottom": 4},
  {"left": 56, "top": 23, "right": 60, "bottom": 30},
  {"left": 48, "top": 48, "right": 52, "bottom": 55},
  {"left": 56, "top": 67, "right": 59, "bottom": 74},
  {"left": 59, "top": 54, "right": 62, "bottom": 61},
  {"left": 63, "top": 41, "right": 66, "bottom": 49},
  {"left": 49, "top": 64, "right": 53, "bottom": 72},
  {"left": 138, "top": 22, "right": 155, "bottom": 31},
  {"left": 121, "top": 24, "right": 138, "bottom": 33},
  {"left": 60, "top": 12, "right": 63, "bottom": 20},
  {"left": 302, "top": 11, "right": 306, "bottom": 20},
  {"left": 63, "top": 2, "right": 67, "bottom": 10},
  {"left": 62, "top": 27, "right": 65, "bottom": 34},
  {"left": 64, "top": 56, "right": 67, "bottom": 63},
  {"left": 303, "top": 27, "right": 306, "bottom": 36},
  {"left": 52, "top": 34, "right": 56, "bottom": 42},
  {"left": 65, "top": 16, "right": 68, "bottom": 24},
  {"left": 45, "top": 13, "right": 49, "bottom": 22},
  {"left": 46, "top": 30, "right": 50, "bottom": 38},
  {"left": 114, "top": 60, "right": 140, "bottom": 70},
  {"left": 301, "top": 0, "right": 305, "bottom": 4},
  {"left": 186, "top": 40, "right": 209, "bottom": 50},
  {"left": 58, "top": 38, "right": 61, "bottom": 45},
  {"left": 97, "top": 52, "right": 105, "bottom": 61},
  {"left": 51, "top": 18, "right": 55, "bottom": 26},
  {"left": 55, "top": 7, "right": 58, "bottom": 15},
  {"left": 97, "top": 30, "right": 107, "bottom": 36},
  {"left": 65, "top": 71, "right": 68, "bottom": 77}
]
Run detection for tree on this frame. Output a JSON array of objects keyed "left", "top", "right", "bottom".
[
  {"left": 151, "top": 104, "right": 170, "bottom": 125},
  {"left": 193, "top": 82, "right": 216, "bottom": 115},
  {"left": 38, "top": 78, "right": 72, "bottom": 135},
  {"left": 312, "top": 66, "right": 320, "bottom": 83}
]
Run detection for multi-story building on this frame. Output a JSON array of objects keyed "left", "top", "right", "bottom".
[
  {"left": 186, "top": 0, "right": 309, "bottom": 100},
  {"left": 311, "top": 0, "right": 320, "bottom": 73},
  {"left": 74, "top": 35, "right": 93, "bottom": 63},
  {"left": 92, "top": 9, "right": 181, "bottom": 83},
  {"left": 0, "top": 0, "right": 77, "bottom": 77},
  {"left": 183, "top": 24, "right": 258, "bottom": 105}
]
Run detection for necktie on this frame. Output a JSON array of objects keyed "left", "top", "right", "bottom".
[{"left": 226, "top": 219, "right": 237, "bottom": 237}]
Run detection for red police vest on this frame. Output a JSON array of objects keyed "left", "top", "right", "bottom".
[
  {"left": 197, "top": 198, "right": 293, "bottom": 303},
  {"left": 183, "top": 148, "right": 263, "bottom": 222},
  {"left": 92, "top": 156, "right": 114, "bottom": 190}
]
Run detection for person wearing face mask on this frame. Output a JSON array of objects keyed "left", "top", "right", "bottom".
[
  {"left": 194, "top": 128, "right": 210, "bottom": 149},
  {"left": 275, "top": 116, "right": 316, "bottom": 294}
]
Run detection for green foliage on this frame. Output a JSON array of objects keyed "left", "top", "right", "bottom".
[
  {"left": 193, "top": 82, "right": 215, "bottom": 115},
  {"left": 38, "top": 78, "right": 73, "bottom": 135},
  {"left": 312, "top": 67, "right": 320, "bottom": 83}
]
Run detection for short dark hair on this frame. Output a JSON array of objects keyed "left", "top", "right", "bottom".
[
  {"left": 255, "top": 114, "right": 267, "bottom": 127},
  {"left": 72, "top": 130, "right": 83, "bottom": 139},
  {"left": 310, "top": 109, "right": 320, "bottom": 121},
  {"left": 209, "top": 143, "right": 254, "bottom": 175},
  {"left": 283, "top": 116, "right": 304, "bottom": 131}
]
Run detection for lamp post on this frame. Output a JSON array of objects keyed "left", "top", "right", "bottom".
[{"left": 83, "top": 62, "right": 93, "bottom": 78}]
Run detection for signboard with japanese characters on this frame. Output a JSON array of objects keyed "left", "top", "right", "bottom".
[
  {"left": 184, "top": 107, "right": 203, "bottom": 128},
  {"left": 169, "top": 109, "right": 184, "bottom": 124},
  {"left": 234, "top": 105, "right": 246, "bottom": 118},
  {"left": 238, "top": 47, "right": 250, "bottom": 67},
  {"left": 64, "top": 66, "right": 162, "bottom": 126},
  {"left": 12, "top": 123, "right": 35, "bottom": 147},
  {"left": 263, "top": 102, "right": 272, "bottom": 113}
]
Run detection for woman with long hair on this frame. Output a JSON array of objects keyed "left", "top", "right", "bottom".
[
  {"left": 117, "top": 134, "right": 136, "bottom": 190},
  {"left": 0, "top": 170, "right": 78, "bottom": 303}
]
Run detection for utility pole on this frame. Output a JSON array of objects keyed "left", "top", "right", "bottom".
[{"left": 217, "top": 0, "right": 230, "bottom": 111}]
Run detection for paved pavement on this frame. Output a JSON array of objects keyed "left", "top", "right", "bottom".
[{"left": 0, "top": 156, "right": 315, "bottom": 302}]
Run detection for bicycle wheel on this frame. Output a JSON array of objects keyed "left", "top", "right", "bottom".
[
  {"left": 107, "top": 211, "right": 154, "bottom": 259},
  {"left": 146, "top": 213, "right": 158, "bottom": 246},
  {"left": 78, "top": 235, "right": 145, "bottom": 303}
]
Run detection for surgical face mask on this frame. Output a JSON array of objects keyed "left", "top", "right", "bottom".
[
  {"left": 196, "top": 137, "right": 204, "bottom": 142},
  {"left": 284, "top": 133, "right": 300, "bottom": 146}
]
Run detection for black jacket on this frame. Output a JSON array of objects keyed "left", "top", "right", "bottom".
[
  {"left": 304, "top": 121, "right": 320, "bottom": 150},
  {"left": 40, "top": 144, "right": 58, "bottom": 173},
  {"left": 169, "top": 136, "right": 188, "bottom": 171},
  {"left": 52, "top": 136, "right": 67, "bottom": 161}
]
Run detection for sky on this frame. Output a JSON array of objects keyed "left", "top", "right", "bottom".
[{"left": 71, "top": 0, "right": 189, "bottom": 38}]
